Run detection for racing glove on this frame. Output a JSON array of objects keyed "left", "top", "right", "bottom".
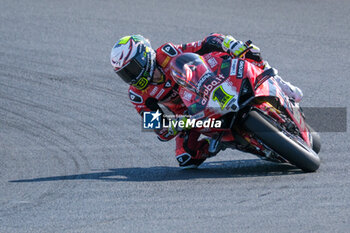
[
  {"left": 168, "top": 116, "right": 191, "bottom": 136},
  {"left": 156, "top": 116, "right": 191, "bottom": 142},
  {"left": 262, "top": 60, "right": 271, "bottom": 70},
  {"left": 222, "top": 35, "right": 261, "bottom": 58}
]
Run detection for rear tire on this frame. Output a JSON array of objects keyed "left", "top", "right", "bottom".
[{"left": 243, "top": 110, "right": 321, "bottom": 172}]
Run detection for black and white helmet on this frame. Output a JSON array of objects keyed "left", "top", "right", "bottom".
[{"left": 111, "top": 35, "right": 156, "bottom": 90}]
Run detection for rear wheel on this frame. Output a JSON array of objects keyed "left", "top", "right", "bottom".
[{"left": 243, "top": 110, "right": 321, "bottom": 172}]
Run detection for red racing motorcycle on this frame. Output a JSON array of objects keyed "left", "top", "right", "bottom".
[{"left": 169, "top": 48, "right": 321, "bottom": 172}]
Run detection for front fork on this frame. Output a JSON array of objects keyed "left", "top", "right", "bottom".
[
  {"left": 253, "top": 102, "right": 286, "bottom": 124},
  {"left": 238, "top": 102, "right": 289, "bottom": 162}
]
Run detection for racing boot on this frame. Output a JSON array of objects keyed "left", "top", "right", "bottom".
[
  {"left": 176, "top": 153, "right": 206, "bottom": 169},
  {"left": 175, "top": 136, "right": 210, "bottom": 169},
  {"left": 275, "top": 75, "right": 303, "bottom": 103}
]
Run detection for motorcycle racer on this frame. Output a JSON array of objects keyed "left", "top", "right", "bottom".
[{"left": 110, "top": 33, "right": 303, "bottom": 168}]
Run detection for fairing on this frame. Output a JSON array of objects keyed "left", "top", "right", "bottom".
[{"left": 170, "top": 52, "right": 311, "bottom": 145}]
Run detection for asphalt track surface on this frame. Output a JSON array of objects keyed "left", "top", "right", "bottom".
[{"left": 1, "top": 1, "right": 350, "bottom": 232}]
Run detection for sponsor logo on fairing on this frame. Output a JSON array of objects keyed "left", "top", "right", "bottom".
[
  {"left": 183, "top": 91, "right": 193, "bottom": 101},
  {"left": 208, "top": 57, "right": 218, "bottom": 68},
  {"left": 230, "top": 59, "right": 238, "bottom": 76},
  {"left": 199, "top": 74, "right": 226, "bottom": 105},
  {"left": 237, "top": 60, "right": 245, "bottom": 79},
  {"left": 196, "top": 72, "right": 212, "bottom": 90}
]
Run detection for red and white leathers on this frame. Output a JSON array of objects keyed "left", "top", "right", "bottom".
[{"left": 128, "top": 33, "right": 266, "bottom": 165}]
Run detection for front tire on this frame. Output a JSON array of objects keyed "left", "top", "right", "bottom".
[
  {"left": 243, "top": 110, "right": 321, "bottom": 172},
  {"left": 307, "top": 124, "right": 321, "bottom": 154}
]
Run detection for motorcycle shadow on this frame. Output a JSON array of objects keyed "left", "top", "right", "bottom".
[{"left": 9, "top": 159, "right": 303, "bottom": 183}]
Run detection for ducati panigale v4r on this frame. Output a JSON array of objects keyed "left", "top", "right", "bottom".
[{"left": 170, "top": 45, "right": 321, "bottom": 172}]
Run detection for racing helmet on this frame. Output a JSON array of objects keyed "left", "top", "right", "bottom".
[{"left": 110, "top": 35, "right": 156, "bottom": 90}]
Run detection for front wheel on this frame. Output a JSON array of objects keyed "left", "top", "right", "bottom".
[
  {"left": 307, "top": 124, "right": 321, "bottom": 154},
  {"left": 243, "top": 110, "right": 321, "bottom": 172}
]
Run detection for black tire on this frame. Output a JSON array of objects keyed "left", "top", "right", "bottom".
[
  {"left": 307, "top": 124, "right": 321, "bottom": 154},
  {"left": 243, "top": 110, "right": 321, "bottom": 172}
]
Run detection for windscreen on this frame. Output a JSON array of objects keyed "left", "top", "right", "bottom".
[{"left": 170, "top": 53, "right": 213, "bottom": 93}]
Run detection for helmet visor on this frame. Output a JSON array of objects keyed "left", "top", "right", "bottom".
[{"left": 115, "top": 58, "right": 145, "bottom": 84}]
